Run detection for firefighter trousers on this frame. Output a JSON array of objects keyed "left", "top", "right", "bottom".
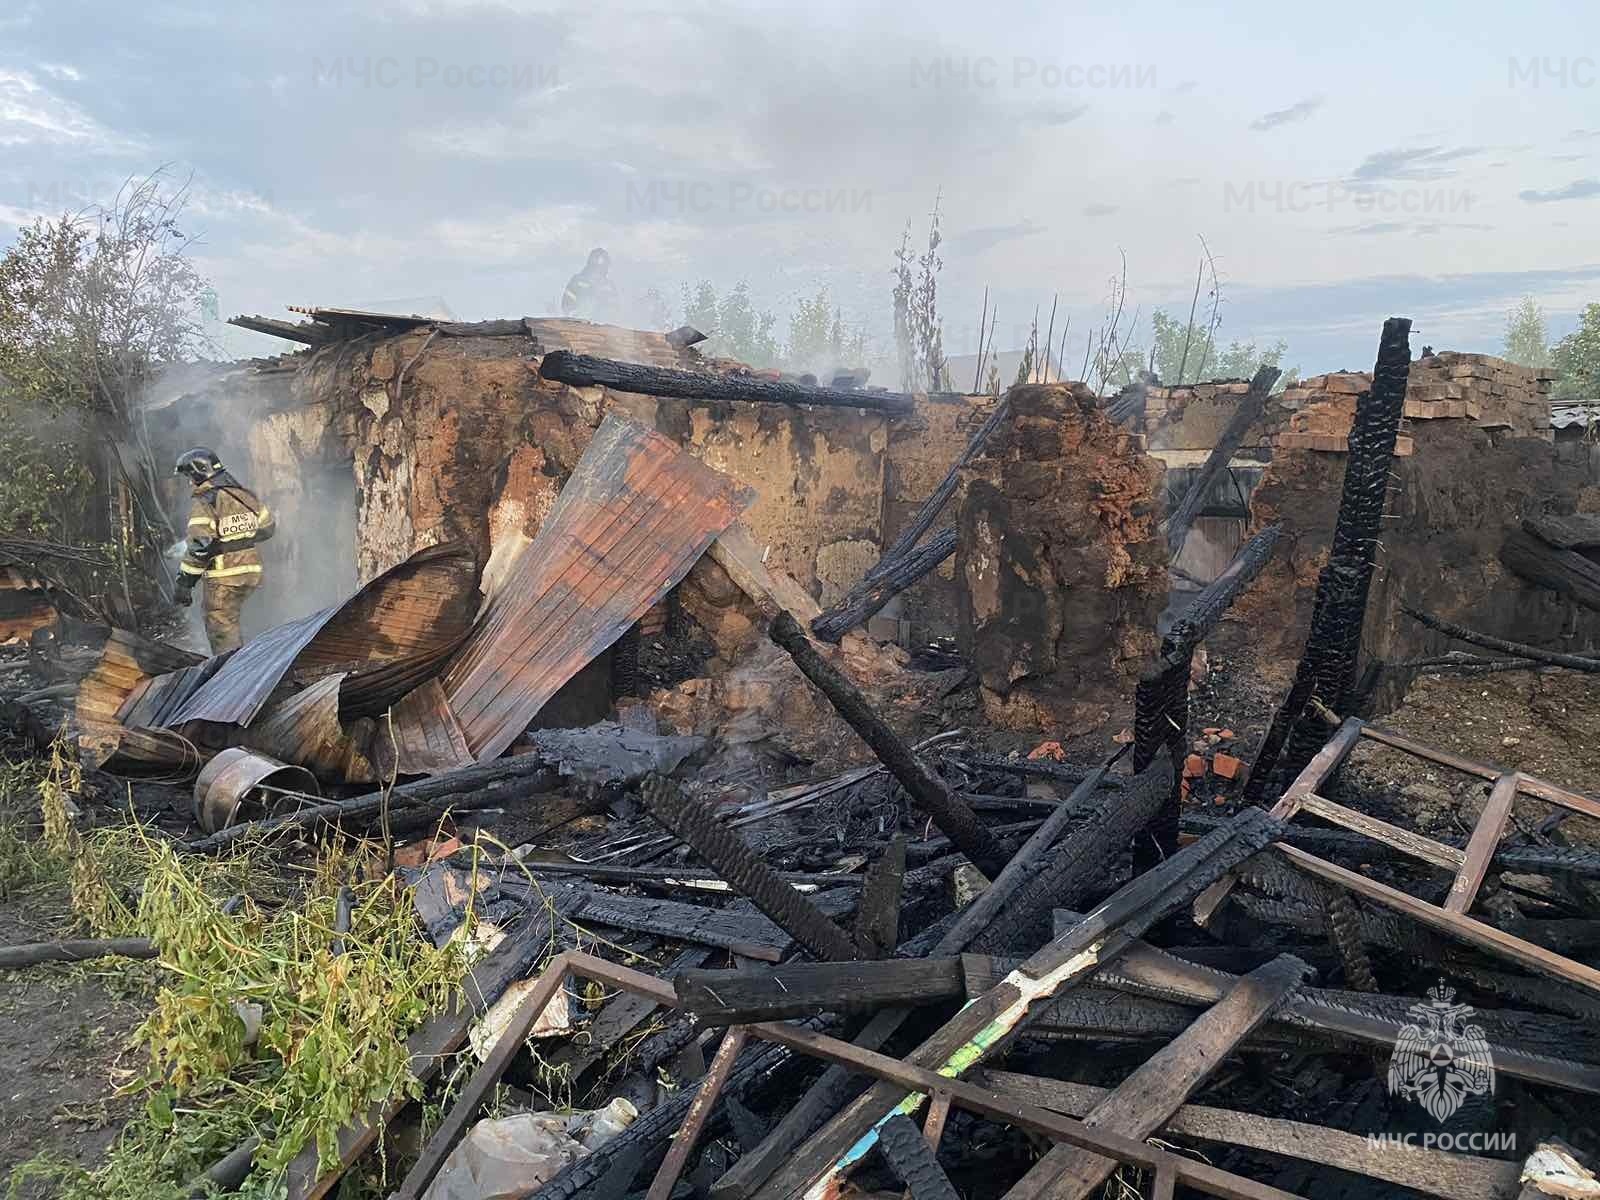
[{"left": 202, "top": 582, "right": 253, "bottom": 654}]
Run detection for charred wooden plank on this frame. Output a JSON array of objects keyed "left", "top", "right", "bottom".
[
  {"left": 747, "top": 1019, "right": 1306, "bottom": 1200},
  {"left": 878, "top": 1115, "right": 960, "bottom": 1200},
  {"left": 1247, "top": 318, "right": 1412, "bottom": 799},
  {"left": 1500, "top": 528, "right": 1600, "bottom": 612},
  {"left": 1004, "top": 954, "right": 1311, "bottom": 1200},
  {"left": 676, "top": 958, "right": 965, "bottom": 1024},
  {"left": 853, "top": 835, "right": 906, "bottom": 958},
  {"left": 1447, "top": 773, "right": 1520, "bottom": 914},
  {"left": 643, "top": 1027, "right": 750, "bottom": 1200},
  {"left": 640, "top": 773, "right": 859, "bottom": 962},
  {"left": 1524, "top": 513, "right": 1600, "bottom": 551},
  {"left": 746, "top": 810, "right": 1283, "bottom": 1200},
  {"left": 1165, "top": 364, "right": 1279, "bottom": 557},
  {"left": 1275, "top": 844, "right": 1600, "bottom": 996},
  {"left": 969, "top": 753, "right": 1165, "bottom": 954},
  {"left": 770, "top": 611, "right": 1004, "bottom": 877},
  {"left": 500, "top": 879, "right": 798, "bottom": 962},
  {"left": 1402, "top": 603, "right": 1600, "bottom": 670},
  {"left": 981, "top": 1071, "right": 1523, "bottom": 1200},
  {"left": 810, "top": 529, "right": 955, "bottom": 643},
  {"left": 538, "top": 350, "right": 917, "bottom": 415}
]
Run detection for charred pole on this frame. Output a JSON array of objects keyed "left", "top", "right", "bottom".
[
  {"left": 769, "top": 611, "right": 1007, "bottom": 879},
  {"left": 538, "top": 350, "right": 917, "bottom": 415},
  {"left": 810, "top": 529, "right": 956, "bottom": 643},
  {"left": 1245, "top": 317, "right": 1413, "bottom": 802},
  {"left": 1165, "top": 363, "right": 1280, "bottom": 558},
  {"left": 1133, "top": 525, "right": 1283, "bottom": 861}
]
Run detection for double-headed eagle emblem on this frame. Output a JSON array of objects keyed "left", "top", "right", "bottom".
[{"left": 1387, "top": 980, "right": 1495, "bottom": 1123}]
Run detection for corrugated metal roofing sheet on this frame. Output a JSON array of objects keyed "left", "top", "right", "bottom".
[
  {"left": 1552, "top": 402, "right": 1600, "bottom": 430},
  {"left": 442, "top": 413, "right": 752, "bottom": 762},
  {"left": 162, "top": 541, "right": 477, "bottom": 729}
]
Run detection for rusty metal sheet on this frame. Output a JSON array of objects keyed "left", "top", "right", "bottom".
[
  {"left": 75, "top": 630, "right": 210, "bottom": 771},
  {"left": 163, "top": 542, "right": 477, "bottom": 729},
  {"left": 246, "top": 674, "right": 378, "bottom": 784},
  {"left": 385, "top": 678, "right": 474, "bottom": 776},
  {"left": 443, "top": 413, "right": 752, "bottom": 762}
]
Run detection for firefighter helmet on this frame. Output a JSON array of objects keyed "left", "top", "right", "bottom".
[{"left": 174, "top": 447, "right": 223, "bottom": 485}]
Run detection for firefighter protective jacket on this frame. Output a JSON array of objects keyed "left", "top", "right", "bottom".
[{"left": 180, "top": 478, "right": 275, "bottom": 587}]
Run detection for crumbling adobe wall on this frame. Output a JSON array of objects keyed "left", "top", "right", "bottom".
[
  {"left": 880, "top": 394, "right": 989, "bottom": 644},
  {"left": 957, "top": 383, "right": 1167, "bottom": 734},
  {"left": 1225, "top": 418, "right": 1600, "bottom": 695},
  {"left": 602, "top": 393, "right": 887, "bottom": 604}
]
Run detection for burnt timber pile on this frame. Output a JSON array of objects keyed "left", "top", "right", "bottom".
[{"left": 3, "top": 308, "right": 1600, "bottom": 1200}]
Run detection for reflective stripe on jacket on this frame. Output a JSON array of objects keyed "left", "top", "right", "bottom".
[{"left": 181, "top": 480, "right": 275, "bottom": 586}]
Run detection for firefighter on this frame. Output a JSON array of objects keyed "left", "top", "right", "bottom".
[
  {"left": 560, "top": 247, "right": 618, "bottom": 318},
  {"left": 173, "top": 447, "right": 275, "bottom": 654}
]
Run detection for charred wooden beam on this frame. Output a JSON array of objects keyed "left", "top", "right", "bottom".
[
  {"left": 1135, "top": 526, "right": 1282, "bottom": 862},
  {"left": 1004, "top": 954, "right": 1311, "bottom": 1200},
  {"left": 982, "top": 1071, "right": 1522, "bottom": 1200},
  {"left": 962, "top": 749, "right": 1155, "bottom": 956},
  {"left": 538, "top": 350, "right": 917, "bottom": 415},
  {"left": 1165, "top": 364, "right": 1279, "bottom": 557},
  {"left": 878, "top": 1115, "right": 961, "bottom": 1200},
  {"left": 676, "top": 958, "right": 965, "bottom": 1024},
  {"left": 227, "top": 314, "right": 331, "bottom": 345},
  {"left": 1247, "top": 317, "right": 1412, "bottom": 800},
  {"left": 1050, "top": 909, "right": 1600, "bottom": 1093},
  {"left": 1402, "top": 604, "right": 1600, "bottom": 672},
  {"left": 746, "top": 809, "right": 1283, "bottom": 1200},
  {"left": 810, "top": 528, "right": 955, "bottom": 643},
  {"left": 639, "top": 774, "right": 859, "bottom": 962},
  {"left": 769, "top": 611, "right": 1005, "bottom": 877},
  {"left": 853, "top": 835, "right": 906, "bottom": 957},
  {"left": 644, "top": 1027, "right": 750, "bottom": 1200},
  {"left": 1499, "top": 528, "right": 1600, "bottom": 612},
  {"left": 868, "top": 395, "right": 1013, "bottom": 579},
  {"left": 1525, "top": 513, "right": 1600, "bottom": 550}
]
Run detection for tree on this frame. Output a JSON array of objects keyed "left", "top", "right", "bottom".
[
  {"left": 891, "top": 194, "right": 949, "bottom": 391},
  {"left": 0, "top": 170, "right": 208, "bottom": 616},
  {"left": 1147, "top": 308, "right": 1294, "bottom": 388},
  {"left": 785, "top": 287, "right": 868, "bottom": 376},
  {"left": 1503, "top": 296, "right": 1551, "bottom": 368},
  {"left": 679, "top": 280, "right": 779, "bottom": 367},
  {"left": 1552, "top": 303, "right": 1600, "bottom": 400}
]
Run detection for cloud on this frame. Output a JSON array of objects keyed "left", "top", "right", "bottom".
[
  {"left": 1154, "top": 110, "right": 1175, "bottom": 125},
  {"left": 1549, "top": 153, "right": 1587, "bottom": 162},
  {"left": 1026, "top": 104, "right": 1089, "bottom": 126},
  {"left": 1566, "top": 129, "right": 1600, "bottom": 141},
  {"left": 1250, "top": 96, "right": 1322, "bottom": 132},
  {"left": 1350, "top": 145, "right": 1483, "bottom": 182},
  {"left": 1172, "top": 80, "right": 1198, "bottom": 94},
  {"left": 1081, "top": 203, "right": 1117, "bottom": 217},
  {"left": 0, "top": 68, "right": 138, "bottom": 150},
  {"left": 946, "top": 218, "right": 1046, "bottom": 254},
  {"left": 1519, "top": 179, "right": 1600, "bottom": 204},
  {"left": 1328, "top": 221, "right": 1409, "bottom": 236}
]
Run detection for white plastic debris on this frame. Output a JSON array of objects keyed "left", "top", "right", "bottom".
[{"left": 422, "top": 1100, "right": 639, "bottom": 1200}]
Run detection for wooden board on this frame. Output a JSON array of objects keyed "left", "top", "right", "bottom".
[{"left": 1003, "top": 955, "right": 1310, "bottom": 1200}]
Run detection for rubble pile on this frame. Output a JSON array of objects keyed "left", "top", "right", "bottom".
[{"left": 2, "top": 312, "right": 1599, "bottom": 1200}]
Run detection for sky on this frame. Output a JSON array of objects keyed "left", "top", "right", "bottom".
[{"left": 2, "top": 0, "right": 1597, "bottom": 377}]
